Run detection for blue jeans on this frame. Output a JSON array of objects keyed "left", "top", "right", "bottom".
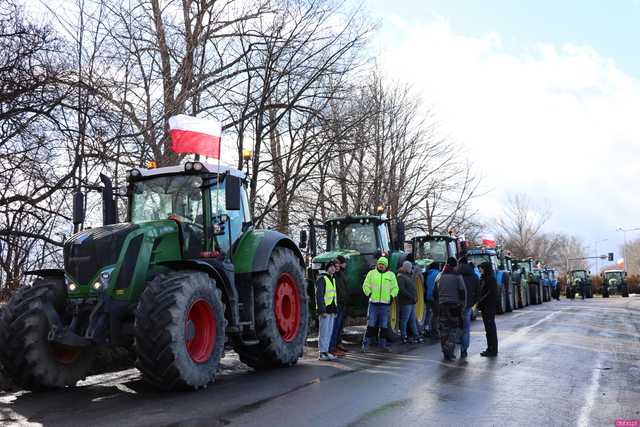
[
  {"left": 318, "top": 313, "right": 335, "bottom": 353},
  {"left": 399, "top": 304, "right": 419, "bottom": 338},
  {"left": 329, "top": 309, "right": 345, "bottom": 351},
  {"left": 367, "top": 303, "right": 390, "bottom": 328},
  {"left": 461, "top": 307, "right": 472, "bottom": 352}
]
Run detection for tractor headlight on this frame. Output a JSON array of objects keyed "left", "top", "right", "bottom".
[
  {"left": 93, "top": 282, "right": 102, "bottom": 291},
  {"left": 68, "top": 283, "right": 77, "bottom": 292},
  {"left": 312, "top": 262, "right": 322, "bottom": 270}
]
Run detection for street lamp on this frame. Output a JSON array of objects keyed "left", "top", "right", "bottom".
[{"left": 615, "top": 227, "right": 640, "bottom": 273}]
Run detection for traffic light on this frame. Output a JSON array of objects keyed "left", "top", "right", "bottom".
[{"left": 608, "top": 252, "right": 614, "bottom": 262}]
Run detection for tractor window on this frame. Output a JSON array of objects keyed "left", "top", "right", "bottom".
[
  {"left": 467, "top": 254, "right": 498, "bottom": 271},
  {"left": 378, "top": 224, "right": 390, "bottom": 252},
  {"left": 416, "top": 240, "right": 447, "bottom": 263},
  {"left": 448, "top": 241, "right": 457, "bottom": 259},
  {"left": 131, "top": 176, "right": 204, "bottom": 226},
  {"left": 328, "top": 222, "right": 377, "bottom": 253},
  {"left": 210, "top": 183, "right": 244, "bottom": 247},
  {"left": 573, "top": 270, "right": 587, "bottom": 279}
]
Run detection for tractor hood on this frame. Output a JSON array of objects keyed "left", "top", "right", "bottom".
[
  {"left": 312, "top": 249, "right": 360, "bottom": 265},
  {"left": 64, "top": 220, "right": 180, "bottom": 296}
]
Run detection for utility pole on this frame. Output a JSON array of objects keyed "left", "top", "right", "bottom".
[
  {"left": 616, "top": 227, "right": 640, "bottom": 273},
  {"left": 594, "top": 238, "right": 608, "bottom": 274}
]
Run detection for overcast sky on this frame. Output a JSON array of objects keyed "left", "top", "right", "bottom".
[{"left": 366, "top": 0, "right": 640, "bottom": 260}]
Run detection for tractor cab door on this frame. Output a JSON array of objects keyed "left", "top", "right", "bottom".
[
  {"left": 209, "top": 177, "right": 250, "bottom": 256},
  {"left": 377, "top": 223, "right": 391, "bottom": 255}
]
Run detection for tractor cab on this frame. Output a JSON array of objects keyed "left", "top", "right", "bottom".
[{"left": 410, "top": 234, "right": 459, "bottom": 272}]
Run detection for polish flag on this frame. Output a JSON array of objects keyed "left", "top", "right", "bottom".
[
  {"left": 481, "top": 234, "right": 496, "bottom": 248},
  {"left": 616, "top": 258, "right": 625, "bottom": 268},
  {"left": 169, "top": 114, "right": 222, "bottom": 159}
]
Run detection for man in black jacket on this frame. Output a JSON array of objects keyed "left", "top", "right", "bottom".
[
  {"left": 458, "top": 257, "right": 479, "bottom": 358},
  {"left": 329, "top": 256, "right": 350, "bottom": 355},
  {"left": 477, "top": 261, "right": 498, "bottom": 357},
  {"left": 397, "top": 261, "right": 421, "bottom": 343}
]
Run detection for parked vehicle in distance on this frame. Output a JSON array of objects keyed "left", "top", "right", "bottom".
[{"left": 601, "top": 269, "right": 629, "bottom": 298}]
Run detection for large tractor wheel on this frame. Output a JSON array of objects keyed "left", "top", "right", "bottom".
[
  {"left": 0, "top": 278, "right": 95, "bottom": 390},
  {"left": 135, "top": 271, "right": 225, "bottom": 390},
  {"left": 233, "top": 246, "right": 308, "bottom": 369},
  {"left": 505, "top": 278, "right": 514, "bottom": 312},
  {"left": 497, "top": 285, "right": 506, "bottom": 314}
]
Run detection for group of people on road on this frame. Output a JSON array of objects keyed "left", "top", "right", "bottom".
[{"left": 315, "top": 255, "right": 500, "bottom": 362}]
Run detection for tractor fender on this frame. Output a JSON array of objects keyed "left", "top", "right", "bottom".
[
  {"left": 157, "top": 259, "right": 239, "bottom": 330},
  {"left": 24, "top": 269, "right": 65, "bottom": 279},
  {"left": 233, "top": 230, "right": 304, "bottom": 274}
]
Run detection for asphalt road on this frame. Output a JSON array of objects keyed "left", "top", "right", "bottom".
[{"left": 1, "top": 296, "right": 639, "bottom": 427}]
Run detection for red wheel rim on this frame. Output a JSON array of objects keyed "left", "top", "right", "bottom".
[
  {"left": 50, "top": 343, "right": 81, "bottom": 364},
  {"left": 274, "top": 273, "right": 301, "bottom": 342},
  {"left": 185, "top": 299, "right": 216, "bottom": 363}
]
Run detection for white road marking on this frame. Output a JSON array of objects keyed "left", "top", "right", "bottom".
[{"left": 577, "top": 360, "right": 602, "bottom": 427}]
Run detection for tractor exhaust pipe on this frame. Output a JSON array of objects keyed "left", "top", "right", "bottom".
[{"left": 100, "top": 174, "right": 117, "bottom": 226}]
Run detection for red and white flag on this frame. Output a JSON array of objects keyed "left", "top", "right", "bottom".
[
  {"left": 617, "top": 258, "right": 625, "bottom": 268},
  {"left": 481, "top": 234, "right": 496, "bottom": 248},
  {"left": 169, "top": 114, "right": 222, "bottom": 159}
]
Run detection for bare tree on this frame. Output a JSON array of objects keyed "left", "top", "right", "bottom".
[{"left": 495, "top": 193, "right": 551, "bottom": 258}]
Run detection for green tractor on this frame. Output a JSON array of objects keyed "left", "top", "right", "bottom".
[
  {"left": 0, "top": 162, "right": 308, "bottom": 391},
  {"left": 601, "top": 269, "right": 629, "bottom": 298},
  {"left": 410, "top": 234, "right": 462, "bottom": 320},
  {"left": 307, "top": 214, "right": 424, "bottom": 335},
  {"left": 511, "top": 258, "right": 533, "bottom": 307},
  {"left": 567, "top": 269, "right": 593, "bottom": 299}
]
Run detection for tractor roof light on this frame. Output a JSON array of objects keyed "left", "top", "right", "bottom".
[
  {"left": 68, "top": 283, "right": 77, "bottom": 292},
  {"left": 146, "top": 160, "right": 157, "bottom": 169},
  {"left": 128, "top": 169, "right": 141, "bottom": 179},
  {"left": 242, "top": 149, "right": 253, "bottom": 161},
  {"left": 376, "top": 205, "right": 385, "bottom": 214},
  {"left": 192, "top": 162, "right": 204, "bottom": 172},
  {"left": 185, "top": 162, "right": 194, "bottom": 171},
  {"left": 93, "top": 282, "right": 102, "bottom": 291}
]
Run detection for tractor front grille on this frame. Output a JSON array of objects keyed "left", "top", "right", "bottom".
[{"left": 64, "top": 224, "right": 138, "bottom": 285}]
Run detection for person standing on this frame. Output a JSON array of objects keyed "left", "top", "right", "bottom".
[
  {"left": 361, "top": 257, "right": 399, "bottom": 352},
  {"left": 436, "top": 257, "right": 466, "bottom": 360},
  {"left": 477, "top": 261, "right": 498, "bottom": 357},
  {"left": 329, "top": 255, "right": 349, "bottom": 356},
  {"left": 458, "top": 256, "right": 480, "bottom": 359},
  {"left": 397, "top": 261, "right": 421, "bottom": 344},
  {"left": 316, "top": 261, "right": 338, "bottom": 361},
  {"left": 424, "top": 262, "right": 440, "bottom": 338}
]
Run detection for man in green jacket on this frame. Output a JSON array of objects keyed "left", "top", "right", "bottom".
[{"left": 361, "top": 257, "right": 399, "bottom": 352}]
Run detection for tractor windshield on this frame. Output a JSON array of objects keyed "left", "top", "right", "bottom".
[
  {"left": 131, "top": 175, "right": 204, "bottom": 226},
  {"left": 604, "top": 271, "right": 623, "bottom": 281},
  {"left": 572, "top": 270, "right": 587, "bottom": 280},
  {"left": 327, "top": 222, "right": 377, "bottom": 253},
  {"left": 468, "top": 254, "right": 499, "bottom": 271},
  {"left": 415, "top": 240, "right": 448, "bottom": 262}
]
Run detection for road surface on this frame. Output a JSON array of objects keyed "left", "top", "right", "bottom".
[{"left": 1, "top": 296, "right": 639, "bottom": 427}]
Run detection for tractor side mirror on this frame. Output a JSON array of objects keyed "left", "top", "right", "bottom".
[
  {"left": 299, "top": 229, "right": 307, "bottom": 249},
  {"left": 225, "top": 175, "right": 241, "bottom": 211},
  {"left": 72, "top": 191, "right": 85, "bottom": 227}
]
